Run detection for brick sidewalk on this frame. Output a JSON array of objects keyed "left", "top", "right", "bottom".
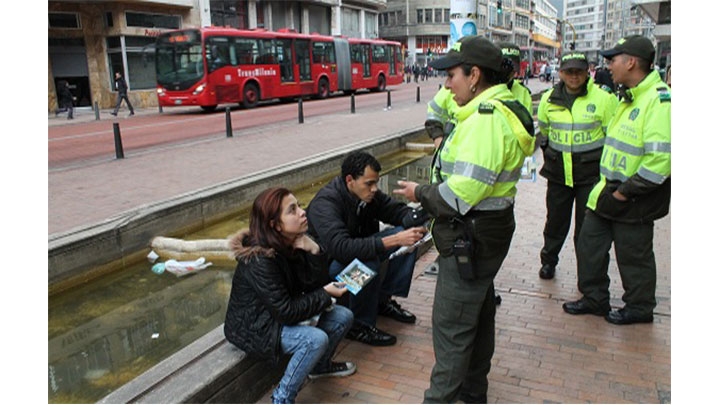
[
  {"left": 257, "top": 155, "right": 671, "bottom": 404},
  {"left": 48, "top": 77, "right": 671, "bottom": 403}
]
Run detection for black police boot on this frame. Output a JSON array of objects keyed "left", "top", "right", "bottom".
[{"left": 539, "top": 264, "right": 556, "bottom": 279}]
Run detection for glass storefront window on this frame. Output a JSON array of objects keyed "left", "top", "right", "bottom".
[{"left": 107, "top": 36, "right": 157, "bottom": 90}]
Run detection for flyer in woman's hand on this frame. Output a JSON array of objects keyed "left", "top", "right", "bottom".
[{"left": 335, "top": 258, "right": 377, "bottom": 295}]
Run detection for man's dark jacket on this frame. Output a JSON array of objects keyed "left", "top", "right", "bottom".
[
  {"left": 58, "top": 83, "right": 73, "bottom": 107},
  {"left": 115, "top": 75, "right": 129, "bottom": 95},
  {"left": 307, "top": 176, "right": 411, "bottom": 265}
]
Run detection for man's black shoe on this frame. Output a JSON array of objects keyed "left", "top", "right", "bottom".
[
  {"left": 604, "top": 308, "right": 653, "bottom": 325},
  {"left": 378, "top": 299, "right": 416, "bottom": 324},
  {"left": 539, "top": 264, "right": 556, "bottom": 279},
  {"left": 562, "top": 299, "right": 609, "bottom": 316},
  {"left": 345, "top": 323, "right": 397, "bottom": 346}
]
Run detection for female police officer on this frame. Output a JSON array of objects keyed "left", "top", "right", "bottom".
[{"left": 393, "top": 36, "right": 535, "bottom": 403}]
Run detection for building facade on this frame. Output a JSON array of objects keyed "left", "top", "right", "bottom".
[
  {"left": 562, "top": 0, "right": 669, "bottom": 66},
  {"left": 379, "top": 1, "right": 558, "bottom": 69},
  {"left": 48, "top": 0, "right": 388, "bottom": 112}
]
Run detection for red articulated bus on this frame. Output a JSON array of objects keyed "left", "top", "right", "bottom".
[{"left": 155, "top": 27, "right": 404, "bottom": 111}]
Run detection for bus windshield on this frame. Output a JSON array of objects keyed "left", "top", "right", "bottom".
[{"left": 156, "top": 30, "right": 204, "bottom": 89}]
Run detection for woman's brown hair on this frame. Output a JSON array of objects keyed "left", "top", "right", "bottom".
[{"left": 245, "top": 187, "right": 293, "bottom": 254}]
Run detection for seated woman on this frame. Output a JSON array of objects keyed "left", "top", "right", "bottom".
[{"left": 224, "top": 187, "right": 355, "bottom": 404}]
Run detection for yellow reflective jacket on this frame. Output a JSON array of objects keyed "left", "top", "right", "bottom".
[
  {"left": 425, "top": 87, "right": 458, "bottom": 139},
  {"left": 508, "top": 79, "right": 533, "bottom": 117},
  {"left": 587, "top": 70, "right": 671, "bottom": 223},
  {"left": 416, "top": 84, "right": 535, "bottom": 219},
  {"left": 537, "top": 77, "right": 619, "bottom": 186}
]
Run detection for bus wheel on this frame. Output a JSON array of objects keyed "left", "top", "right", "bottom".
[
  {"left": 374, "top": 75, "right": 386, "bottom": 92},
  {"left": 200, "top": 105, "right": 217, "bottom": 112},
  {"left": 317, "top": 78, "right": 330, "bottom": 99},
  {"left": 242, "top": 83, "right": 260, "bottom": 108}
]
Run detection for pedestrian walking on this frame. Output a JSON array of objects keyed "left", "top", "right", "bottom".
[
  {"left": 54, "top": 80, "right": 75, "bottom": 120},
  {"left": 111, "top": 72, "right": 135, "bottom": 117},
  {"left": 563, "top": 35, "right": 671, "bottom": 325},
  {"left": 536, "top": 52, "right": 618, "bottom": 280},
  {"left": 393, "top": 35, "right": 535, "bottom": 403}
]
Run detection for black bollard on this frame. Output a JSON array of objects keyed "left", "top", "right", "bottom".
[
  {"left": 386, "top": 90, "right": 391, "bottom": 109},
  {"left": 94, "top": 101, "right": 100, "bottom": 120},
  {"left": 158, "top": 103, "right": 163, "bottom": 113},
  {"left": 298, "top": 98, "right": 304, "bottom": 124},
  {"left": 113, "top": 122, "right": 124, "bottom": 159},
  {"left": 225, "top": 107, "right": 232, "bottom": 137},
  {"left": 416, "top": 86, "right": 420, "bottom": 103},
  {"left": 351, "top": 93, "right": 355, "bottom": 114}
]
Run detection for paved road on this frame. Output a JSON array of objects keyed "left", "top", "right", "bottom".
[{"left": 48, "top": 78, "right": 551, "bottom": 237}]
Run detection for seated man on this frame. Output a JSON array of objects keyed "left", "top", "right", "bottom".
[{"left": 307, "top": 151, "right": 427, "bottom": 346}]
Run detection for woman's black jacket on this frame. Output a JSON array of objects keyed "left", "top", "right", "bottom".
[{"left": 223, "top": 231, "right": 332, "bottom": 363}]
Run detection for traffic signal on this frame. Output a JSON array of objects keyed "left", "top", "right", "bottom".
[{"left": 497, "top": 1, "right": 503, "bottom": 15}]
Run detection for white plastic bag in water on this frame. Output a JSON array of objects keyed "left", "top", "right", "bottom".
[{"left": 151, "top": 257, "right": 213, "bottom": 277}]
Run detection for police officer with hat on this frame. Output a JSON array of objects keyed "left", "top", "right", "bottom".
[
  {"left": 394, "top": 35, "right": 535, "bottom": 403},
  {"left": 536, "top": 52, "right": 618, "bottom": 280},
  {"left": 563, "top": 35, "right": 671, "bottom": 325},
  {"left": 497, "top": 42, "right": 533, "bottom": 116}
]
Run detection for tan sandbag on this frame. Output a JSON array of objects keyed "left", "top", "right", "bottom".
[
  {"left": 150, "top": 236, "right": 236, "bottom": 267},
  {"left": 151, "top": 236, "right": 230, "bottom": 252},
  {"left": 152, "top": 248, "right": 237, "bottom": 268}
]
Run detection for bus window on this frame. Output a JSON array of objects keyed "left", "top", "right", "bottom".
[
  {"left": 361, "top": 44, "right": 371, "bottom": 77},
  {"left": 389, "top": 45, "right": 397, "bottom": 75},
  {"left": 350, "top": 44, "right": 362, "bottom": 63},
  {"left": 350, "top": 44, "right": 370, "bottom": 77},
  {"left": 156, "top": 33, "right": 204, "bottom": 88},
  {"left": 278, "top": 39, "right": 294, "bottom": 82},
  {"left": 234, "top": 37, "right": 258, "bottom": 65},
  {"left": 372, "top": 45, "right": 387, "bottom": 63},
  {"left": 206, "top": 37, "right": 231, "bottom": 73},
  {"left": 313, "top": 41, "right": 335, "bottom": 64},
  {"left": 257, "top": 39, "right": 276, "bottom": 64},
  {"left": 295, "top": 39, "right": 311, "bottom": 81}
]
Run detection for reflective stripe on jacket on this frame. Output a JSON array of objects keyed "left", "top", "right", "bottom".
[
  {"left": 537, "top": 77, "right": 619, "bottom": 186},
  {"left": 426, "top": 87, "right": 459, "bottom": 138},
  {"left": 419, "top": 84, "right": 535, "bottom": 218},
  {"left": 587, "top": 70, "right": 671, "bottom": 223}
]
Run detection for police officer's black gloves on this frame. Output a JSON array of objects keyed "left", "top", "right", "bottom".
[{"left": 402, "top": 206, "right": 430, "bottom": 228}]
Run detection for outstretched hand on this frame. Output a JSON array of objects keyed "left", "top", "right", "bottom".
[
  {"left": 393, "top": 180, "right": 419, "bottom": 202},
  {"left": 395, "top": 226, "right": 427, "bottom": 247}
]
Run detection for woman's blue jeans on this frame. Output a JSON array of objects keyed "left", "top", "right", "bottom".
[{"left": 272, "top": 304, "right": 353, "bottom": 404}]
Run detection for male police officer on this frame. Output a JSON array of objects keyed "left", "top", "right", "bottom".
[
  {"left": 563, "top": 35, "right": 670, "bottom": 325},
  {"left": 497, "top": 42, "right": 533, "bottom": 116},
  {"left": 536, "top": 52, "right": 618, "bottom": 280}
]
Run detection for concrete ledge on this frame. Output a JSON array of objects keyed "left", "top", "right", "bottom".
[
  {"left": 98, "top": 325, "right": 285, "bottom": 404},
  {"left": 49, "top": 127, "right": 425, "bottom": 289}
]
